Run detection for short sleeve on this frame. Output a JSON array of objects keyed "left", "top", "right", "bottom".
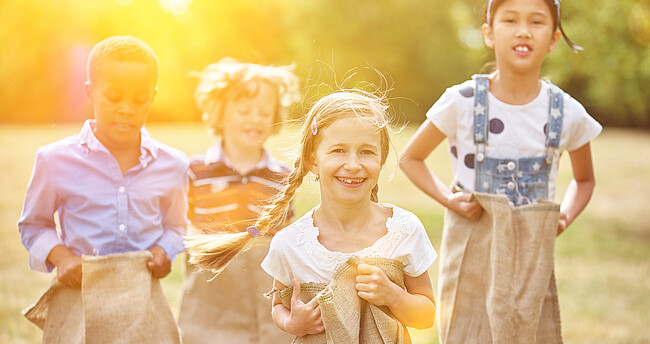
[
  {"left": 563, "top": 95, "right": 603, "bottom": 152},
  {"left": 392, "top": 212, "right": 437, "bottom": 277},
  {"left": 425, "top": 86, "right": 460, "bottom": 139},
  {"left": 261, "top": 232, "right": 293, "bottom": 287}
]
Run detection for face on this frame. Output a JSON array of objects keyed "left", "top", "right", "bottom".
[
  {"left": 85, "top": 59, "right": 156, "bottom": 150},
  {"left": 222, "top": 81, "right": 277, "bottom": 153},
  {"left": 483, "top": 0, "right": 561, "bottom": 75},
  {"left": 310, "top": 116, "right": 383, "bottom": 206}
]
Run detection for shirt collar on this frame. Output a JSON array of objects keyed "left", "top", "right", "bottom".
[
  {"left": 79, "top": 119, "right": 158, "bottom": 159},
  {"left": 204, "top": 141, "right": 285, "bottom": 174}
]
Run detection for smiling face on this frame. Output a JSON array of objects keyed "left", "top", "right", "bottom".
[
  {"left": 310, "top": 116, "right": 383, "bottom": 207},
  {"left": 85, "top": 59, "right": 157, "bottom": 151},
  {"left": 222, "top": 81, "right": 278, "bottom": 154},
  {"left": 483, "top": 0, "right": 561, "bottom": 76}
]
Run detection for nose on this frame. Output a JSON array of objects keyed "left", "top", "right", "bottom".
[
  {"left": 344, "top": 153, "right": 361, "bottom": 171},
  {"left": 515, "top": 25, "right": 532, "bottom": 39},
  {"left": 117, "top": 101, "right": 136, "bottom": 117}
]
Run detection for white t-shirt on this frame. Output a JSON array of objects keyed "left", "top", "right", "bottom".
[
  {"left": 426, "top": 79, "right": 602, "bottom": 201},
  {"left": 261, "top": 204, "right": 438, "bottom": 286}
]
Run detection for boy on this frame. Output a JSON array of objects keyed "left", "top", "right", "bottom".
[
  {"left": 18, "top": 36, "right": 188, "bottom": 339},
  {"left": 178, "top": 59, "right": 299, "bottom": 344}
]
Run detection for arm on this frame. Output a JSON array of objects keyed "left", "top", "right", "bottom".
[
  {"left": 557, "top": 142, "right": 596, "bottom": 236},
  {"left": 399, "top": 120, "right": 482, "bottom": 221},
  {"left": 356, "top": 264, "right": 435, "bottom": 329},
  {"left": 271, "top": 278, "right": 324, "bottom": 336},
  {"left": 149, "top": 162, "right": 190, "bottom": 277}
]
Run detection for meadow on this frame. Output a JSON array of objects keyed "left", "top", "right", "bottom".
[{"left": 0, "top": 123, "right": 648, "bottom": 343}]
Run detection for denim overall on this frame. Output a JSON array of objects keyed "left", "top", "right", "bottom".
[{"left": 472, "top": 74, "right": 564, "bottom": 206}]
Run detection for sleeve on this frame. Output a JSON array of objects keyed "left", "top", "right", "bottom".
[
  {"left": 563, "top": 95, "right": 603, "bottom": 152},
  {"left": 261, "top": 232, "right": 293, "bottom": 287},
  {"left": 425, "top": 86, "right": 460, "bottom": 139},
  {"left": 395, "top": 213, "right": 438, "bottom": 277},
  {"left": 17, "top": 148, "right": 64, "bottom": 273},
  {"left": 156, "top": 158, "right": 190, "bottom": 262}
]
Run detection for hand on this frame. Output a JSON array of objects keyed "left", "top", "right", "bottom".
[
  {"left": 448, "top": 192, "right": 483, "bottom": 221},
  {"left": 47, "top": 245, "right": 82, "bottom": 288},
  {"left": 147, "top": 245, "right": 171, "bottom": 278},
  {"left": 355, "top": 263, "right": 403, "bottom": 307},
  {"left": 285, "top": 278, "right": 324, "bottom": 337},
  {"left": 557, "top": 212, "right": 568, "bottom": 236}
]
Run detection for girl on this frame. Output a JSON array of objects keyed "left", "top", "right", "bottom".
[
  {"left": 399, "top": 0, "right": 601, "bottom": 343},
  {"left": 178, "top": 58, "right": 300, "bottom": 344},
  {"left": 187, "top": 90, "right": 437, "bottom": 343}
]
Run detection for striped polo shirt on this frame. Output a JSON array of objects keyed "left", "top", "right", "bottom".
[{"left": 188, "top": 143, "right": 291, "bottom": 233}]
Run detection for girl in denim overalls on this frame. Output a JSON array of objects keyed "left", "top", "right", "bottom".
[{"left": 400, "top": 0, "right": 601, "bottom": 343}]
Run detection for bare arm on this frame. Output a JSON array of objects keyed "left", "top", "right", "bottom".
[
  {"left": 356, "top": 264, "right": 435, "bottom": 329},
  {"left": 399, "top": 120, "right": 482, "bottom": 221},
  {"left": 271, "top": 279, "right": 324, "bottom": 337},
  {"left": 557, "top": 142, "right": 596, "bottom": 235}
]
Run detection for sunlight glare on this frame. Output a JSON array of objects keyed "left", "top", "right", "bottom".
[{"left": 159, "top": 0, "right": 193, "bottom": 16}]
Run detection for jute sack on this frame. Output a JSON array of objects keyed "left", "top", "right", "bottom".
[
  {"left": 437, "top": 193, "right": 562, "bottom": 344},
  {"left": 179, "top": 240, "right": 293, "bottom": 344},
  {"left": 280, "top": 257, "right": 411, "bottom": 344},
  {"left": 23, "top": 251, "right": 181, "bottom": 344}
]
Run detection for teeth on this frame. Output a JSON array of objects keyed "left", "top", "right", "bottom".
[
  {"left": 337, "top": 177, "right": 364, "bottom": 184},
  {"left": 515, "top": 45, "right": 530, "bottom": 52}
]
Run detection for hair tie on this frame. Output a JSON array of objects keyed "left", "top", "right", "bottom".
[
  {"left": 246, "top": 226, "right": 261, "bottom": 238},
  {"left": 311, "top": 116, "right": 318, "bottom": 135}
]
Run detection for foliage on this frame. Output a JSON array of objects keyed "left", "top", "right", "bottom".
[{"left": 0, "top": 0, "right": 647, "bottom": 126}]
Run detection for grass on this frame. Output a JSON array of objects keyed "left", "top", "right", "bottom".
[{"left": 0, "top": 123, "right": 648, "bottom": 343}]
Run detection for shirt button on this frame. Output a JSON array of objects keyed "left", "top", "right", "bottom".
[
  {"left": 476, "top": 152, "right": 485, "bottom": 162},
  {"left": 119, "top": 224, "right": 126, "bottom": 231},
  {"left": 507, "top": 161, "right": 516, "bottom": 171},
  {"left": 507, "top": 181, "right": 516, "bottom": 190},
  {"left": 118, "top": 186, "right": 125, "bottom": 193},
  {"left": 242, "top": 177, "right": 248, "bottom": 184}
]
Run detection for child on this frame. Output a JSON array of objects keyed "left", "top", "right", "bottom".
[
  {"left": 178, "top": 58, "right": 300, "bottom": 344},
  {"left": 187, "top": 90, "right": 438, "bottom": 343},
  {"left": 399, "top": 0, "right": 601, "bottom": 343},
  {"left": 18, "top": 36, "right": 188, "bottom": 341}
]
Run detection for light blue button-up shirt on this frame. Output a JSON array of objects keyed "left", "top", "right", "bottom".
[{"left": 18, "top": 120, "right": 189, "bottom": 272}]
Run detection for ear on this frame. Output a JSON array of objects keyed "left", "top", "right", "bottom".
[
  {"left": 83, "top": 81, "right": 94, "bottom": 103},
  {"left": 482, "top": 23, "right": 495, "bottom": 49},
  {"left": 308, "top": 152, "right": 319, "bottom": 176},
  {"left": 548, "top": 30, "right": 562, "bottom": 52}
]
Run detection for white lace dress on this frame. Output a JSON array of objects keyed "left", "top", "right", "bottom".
[{"left": 261, "top": 204, "right": 438, "bottom": 286}]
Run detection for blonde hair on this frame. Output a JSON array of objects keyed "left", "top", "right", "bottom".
[
  {"left": 193, "top": 58, "right": 301, "bottom": 136},
  {"left": 186, "top": 90, "right": 392, "bottom": 275}
]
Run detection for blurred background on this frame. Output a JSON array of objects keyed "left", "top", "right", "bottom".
[
  {"left": 1, "top": 1, "right": 649, "bottom": 343},
  {"left": 0, "top": 0, "right": 648, "bottom": 126}
]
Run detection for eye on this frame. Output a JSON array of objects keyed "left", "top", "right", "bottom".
[
  {"left": 331, "top": 148, "right": 345, "bottom": 153},
  {"left": 361, "top": 149, "right": 377, "bottom": 156},
  {"left": 105, "top": 92, "right": 120, "bottom": 102},
  {"left": 135, "top": 95, "right": 150, "bottom": 104}
]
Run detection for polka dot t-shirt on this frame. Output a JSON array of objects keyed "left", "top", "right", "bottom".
[{"left": 426, "top": 79, "right": 602, "bottom": 202}]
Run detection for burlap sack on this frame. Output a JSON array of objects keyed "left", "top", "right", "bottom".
[
  {"left": 23, "top": 251, "right": 181, "bottom": 344},
  {"left": 280, "top": 257, "right": 411, "bottom": 344},
  {"left": 179, "top": 241, "right": 293, "bottom": 344},
  {"left": 437, "top": 193, "right": 563, "bottom": 344}
]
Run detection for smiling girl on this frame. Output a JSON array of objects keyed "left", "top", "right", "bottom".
[
  {"left": 399, "top": 0, "right": 601, "bottom": 342},
  {"left": 187, "top": 90, "right": 437, "bottom": 343}
]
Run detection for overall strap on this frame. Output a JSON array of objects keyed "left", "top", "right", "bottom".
[
  {"left": 472, "top": 74, "right": 490, "bottom": 145},
  {"left": 545, "top": 81, "right": 564, "bottom": 163},
  {"left": 472, "top": 74, "right": 490, "bottom": 162}
]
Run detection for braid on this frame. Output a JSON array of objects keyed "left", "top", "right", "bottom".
[
  {"left": 370, "top": 184, "right": 379, "bottom": 203},
  {"left": 185, "top": 154, "right": 310, "bottom": 275}
]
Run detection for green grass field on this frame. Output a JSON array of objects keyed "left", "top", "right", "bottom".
[{"left": 1, "top": 123, "right": 648, "bottom": 343}]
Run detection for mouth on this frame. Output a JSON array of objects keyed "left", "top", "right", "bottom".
[
  {"left": 514, "top": 44, "right": 532, "bottom": 55},
  {"left": 336, "top": 176, "right": 367, "bottom": 186},
  {"left": 114, "top": 122, "right": 134, "bottom": 131},
  {"left": 244, "top": 128, "right": 264, "bottom": 138}
]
